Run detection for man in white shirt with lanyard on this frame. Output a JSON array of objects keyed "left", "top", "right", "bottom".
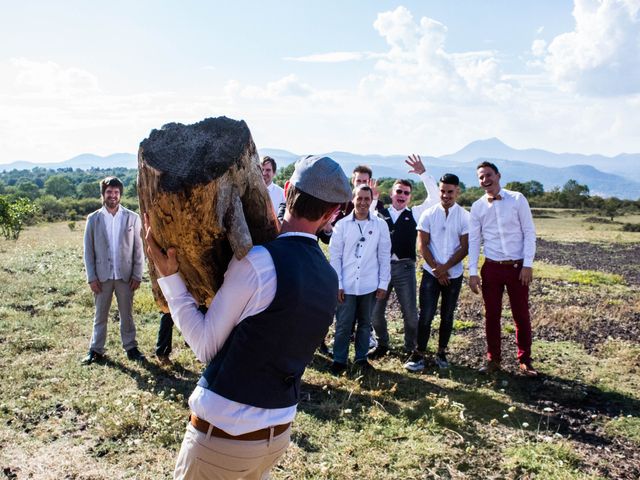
[
  {"left": 262, "top": 156, "right": 285, "bottom": 215},
  {"left": 468, "top": 161, "right": 538, "bottom": 377},
  {"left": 369, "top": 154, "right": 439, "bottom": 360},
  {"left": 144, "top": 155, "right": 352, "bottom": 479},
  {"left": 329, "top": 184, "right": 391, "bottom": 374},
  {"left": 405, "top": 173, "right": 469, "bottom": 372}
]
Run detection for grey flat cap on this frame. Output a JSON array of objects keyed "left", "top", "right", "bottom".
[{"left": 289, "top": 155, "right": 351, "bottom": 203}]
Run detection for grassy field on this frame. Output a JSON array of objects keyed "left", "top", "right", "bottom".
[{"left": 0, "top": 212, "right": 639, "bottom": 479}]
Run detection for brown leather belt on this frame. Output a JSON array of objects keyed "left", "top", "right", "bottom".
[
  {"left": 485, "top": 258, "right": 523, "bottom": 266},
  {"left": 189, "top": 414, "right": 291, "bottom": 441}
]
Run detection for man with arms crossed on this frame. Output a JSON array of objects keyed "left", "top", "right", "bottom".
[
  {"left": 405, "top": 174, "right": 469, "bottom": 372},
  {"left": 145, "top": 156, "right": 352, "bottom": 479},
  {"left": 262, "top": 155, "right": 285, "bottom": 215},
  {"left": 468, "top": 161, "right": 538, "bottom": 376},
  {"left": 82, "top": 176, "right": 145, "bottom": 364},
  {"left": 329, "top": 184, "right": 391, "bottom": 374},
  {"left": 369, "top": 154, "right": 439, "bottom": 359}
]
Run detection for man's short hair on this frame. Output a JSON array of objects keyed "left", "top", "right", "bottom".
[
  {"left": 100, "top": 176, "right": 124, "bottom": 195},
  {"left": 353, "top": 184, "right": 373, "bottom": 198},
  {"left": 261, "top": 156, "right": 277, "bottom": 172},
  {"left": 439, "top": 173, "right": 460, "bottom": 186},
  {"left": 286, "top": 185, "right": 339, "bottom": 222},
  {"left": 393, "top": 179, "right": 413, "bottom": 190},
  {"left": 476, "top": 161, "right": 499, "bottom": 175},
  {"left": 352, "top": 165, "right": 373, "bottom": 178}
]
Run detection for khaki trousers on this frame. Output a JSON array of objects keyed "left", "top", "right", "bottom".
[{"left": 174, "top": 423, "right": 291, "bottom": 480}]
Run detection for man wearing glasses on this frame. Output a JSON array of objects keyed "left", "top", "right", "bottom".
[
  {"left": 329, "top": 184, "right": 391, "bottom": 374},
  {"left": 369, "top": 155, "right": 439, "bottom": 360}
]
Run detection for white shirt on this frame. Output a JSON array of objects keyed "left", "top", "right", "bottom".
[
  {"left": 266, "top": 182, "right": 285, "bottom": 214},
  {"left": 157, "top": 232, "right": 316, "bottom": 435},
  {"left": 329, "top": 213, "right": 391, "bottom": 295},
  {"left": 100, "top": 206, "right": 123, "bottom": 280},
  {"left": 468, "top": 188, "right": 536, "bottom": 276},
  {"left": 417, "top": 203, "right": 470, "bottom": 279}
]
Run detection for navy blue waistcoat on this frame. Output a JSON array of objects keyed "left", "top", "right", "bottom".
[
  {"left": 379, "top": 208, "right": 418, "bottom": 260},
  {"left": 198, "top": 235, "right": 338, "bottom": 409}
]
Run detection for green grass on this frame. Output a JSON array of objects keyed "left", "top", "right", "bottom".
[
  {"left": 1, "top": 221, "right": 639, "bottom": 479},
  {"left": 535, "top": 261, "right": 625, "bottom": 286},
  {"left": 503, "top": 440, "right": 596, "bottom": 479},
  {"left": 603, "top": 416, "right": 640, "bottom": 445},
  {"left": 535, "top": 212, "right": 640, "bottom": 244}
]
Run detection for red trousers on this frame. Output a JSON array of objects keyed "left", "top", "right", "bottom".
[{"left": 480, "top": 261, "right": 532, "bottom": 364}]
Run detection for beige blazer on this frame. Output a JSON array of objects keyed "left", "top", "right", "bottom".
[{"left": 83, "top": 206, "right": 144, "bottom": 283}]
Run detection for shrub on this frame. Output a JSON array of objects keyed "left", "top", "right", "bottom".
[{"left": 621, "top": 223, "right": 640, "bottom": 232}]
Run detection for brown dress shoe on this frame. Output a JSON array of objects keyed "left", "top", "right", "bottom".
[{"left": 519, "top": 362, "right": 538, "bottom": 377}]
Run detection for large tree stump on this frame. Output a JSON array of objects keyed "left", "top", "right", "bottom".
[{"left": 137, "top": 116, "right": 279, "bottom": 312}]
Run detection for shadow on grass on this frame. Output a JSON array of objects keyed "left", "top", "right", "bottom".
[
  {"left": 301, "top": 352, "right": 640, "bottom": 450},
  {"left": 101, "top": 356, "right": 199, "bottom": 408}
]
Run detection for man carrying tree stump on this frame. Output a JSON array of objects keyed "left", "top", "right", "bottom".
[{"left": 145, "top": 155, "right": 351, "bottom": 479}]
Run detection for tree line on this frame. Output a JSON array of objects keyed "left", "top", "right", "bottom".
[{"left": 1, "top": 166, "right": 639, "bottom": 240}]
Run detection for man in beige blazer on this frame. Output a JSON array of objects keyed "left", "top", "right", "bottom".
[{"left": 82, "top": 176, "right": 145, "bottom": 364}]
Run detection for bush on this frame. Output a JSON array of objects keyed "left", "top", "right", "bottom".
[
  {"left": 621, "top": 223, "right": 640, "bottom": 232},
  {"left": 0, "top": 196, "right": 38, "bottom": 240}
]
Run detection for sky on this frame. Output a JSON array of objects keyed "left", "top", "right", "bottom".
[{"left": 1, "top": 0, "right": 639, "bottom": 164}]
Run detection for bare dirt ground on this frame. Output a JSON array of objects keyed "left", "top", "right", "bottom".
[
  {"left": 537, "top": 238, "right": 640, "bottom": 285},
  {"left": 435, "top": 239, "right": 640, "bottom": 479}
]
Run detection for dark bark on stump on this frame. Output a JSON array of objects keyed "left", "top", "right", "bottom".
[{"left": 137, "top": 116, "right": 279, "bottom": 312}]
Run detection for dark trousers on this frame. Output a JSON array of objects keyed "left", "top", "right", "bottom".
[
  {"left": 480, "top": 261, "right": 532, "bottom": 364},
  {"left": 417, "top": 273, "right": 463, "bottom": 353},
  {"left": 155, "top": 312, "right": 174, "bottom": 357}
]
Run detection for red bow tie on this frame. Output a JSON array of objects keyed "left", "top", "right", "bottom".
[{"left": 488, "top": 194, "right": 502, "bottom": 203}]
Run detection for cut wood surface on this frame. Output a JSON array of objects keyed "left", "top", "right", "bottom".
[{"left": 137, "top": 116, "right": 279, "bottom": 311}]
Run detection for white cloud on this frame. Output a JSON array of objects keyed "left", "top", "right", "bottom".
[
  {"left": 285, "top": 52, "right": 367, "bottom": 63},
  {"left": 531, "top": 39, "right": 547, "bottom": 57},
  {"left": 544, "top": 0, "right": 640, "bottom": 95},
  {"left": 240, "top": 74, "right": 314, "bottom": 99},
  {"left": 10, "top": 58, "right": 100, "bottom": 96}
]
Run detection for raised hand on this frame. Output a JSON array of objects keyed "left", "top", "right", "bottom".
[{"left": 405, "top": 154, "right": 426, "bottom": 175}]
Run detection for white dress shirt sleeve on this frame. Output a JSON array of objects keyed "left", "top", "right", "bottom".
[
  {"left": 157, "top": 247, "right": 276, "bottom": 363},
  {"left": 468, "top": 202, "right": 482, "bottom": 276},
  {"left": 329, "top": 219, "right": 346, "bottom": 290},
  {"left": 412, "top": 172, "right": 440, "bottom": 221},
  {"left": 377, "top": 219, "right": 392, "bottom": 290},
  {"left": 518, "top": 195, "right": 536, "bottom": 267}
]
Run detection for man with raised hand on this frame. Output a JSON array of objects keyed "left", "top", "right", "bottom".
[
  {"left": 82, "top": 176, "right": 145, "bottom": 364},
  {"left": 145, "top": 156, "right": 351, "bottom": 479},
  {"left": 329, "top": 184, "right": 391, "bottom": 375},
  {"left": 468, "top": 161, "right": 538, "bottom": 377},
  {"left": 261, "top": 155, "right": 285, "bottom": 214},
  {"left": 405, "top": 174, "right": 469, "bottom": 372},
  {"left": 369, "top": 154, "right": 439, "bottom": 360}
]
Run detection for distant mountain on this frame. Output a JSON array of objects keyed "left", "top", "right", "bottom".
[
  {"left": 262, "top": 149, "right": 640, "bottom": 199},
  {"left": 2, "top": 140, "right": 638, "bottom": 199},
  {"left": 441, "top": 138, "right": 640, "bottom": 178},
  {"left": 0, "top": 153, "right": 137, "bottom": 171}
]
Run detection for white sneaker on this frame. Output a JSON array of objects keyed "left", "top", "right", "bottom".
[{"left": 404, "top": 352, "right": 425, "bottom": 372}]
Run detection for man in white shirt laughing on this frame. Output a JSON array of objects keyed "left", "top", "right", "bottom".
[
  {"left": 405, "top": 173, "right": 469, "bottom": 372},
  {"left": 468, "top": 161, "right": 538, "bottom": 377}
]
